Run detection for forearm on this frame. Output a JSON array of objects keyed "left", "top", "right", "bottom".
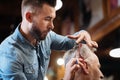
[
  {"left": 63, "top": 74, "right": 73, "bottom": 80},
  {"left": 63, "top": 66, "right": 75, "bottom": 80},
  {"left": 50, "top": 31, "right": 75, "bottom": 50}
]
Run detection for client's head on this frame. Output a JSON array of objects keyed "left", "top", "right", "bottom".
[{"left": 63, "top": 43, "right": 104, "bottom": 80}]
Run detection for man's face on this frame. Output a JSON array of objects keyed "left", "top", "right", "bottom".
[
  {"left": 86, "top": 56, "right": 103, "bottom": 80},
  {"left": 74, "top": 55, "right": 104, "bottom": 80},
  {"left": 30, "top": 3, "right": 56, "bottom": 40}
]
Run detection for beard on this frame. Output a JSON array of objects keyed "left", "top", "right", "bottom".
[{"left": 30, "top": 23, "right": 48, "bottom": 41}]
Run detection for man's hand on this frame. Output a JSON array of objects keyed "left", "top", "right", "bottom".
[
  {"left": 63, "top": 58, "right": 84, "bottom": 80},
  {"left": 67, "top": 30, "right": 98, "bottom": 47}
]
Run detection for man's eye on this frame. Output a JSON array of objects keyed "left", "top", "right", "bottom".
[
  {"left": 45, "top": 18, "right": 50, "bottom": 21},
  {"left": 45, "top": 17, "right": 52, "bottom": 21}
]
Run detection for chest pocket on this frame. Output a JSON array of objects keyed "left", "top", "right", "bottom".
[
  {"left": 24, "top": 64, "right": 38, "bottom": 80},
  {"left": 24, "top": 65, "right": 35, "bottom": 74}
]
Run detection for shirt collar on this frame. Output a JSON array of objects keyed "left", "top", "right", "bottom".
[{"left": 12, "top": 23, "right": 35, "bottom": 49}]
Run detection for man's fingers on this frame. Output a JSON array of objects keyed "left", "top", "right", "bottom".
[
  {"left": 85, "top": 38, "right": 98, "bottom": 47},
  {"left": 67, "top": 35, "right": 79, "bottom": 39},
  {"left": 68, "top": 58, "right": 77, "bottom": 67},
  {"left": 68, "top": 34, "right": 97, "bottom": 47},
  {"left": 76, "top": 35, "right": 84, "bottom": 44},
  {"left": 77, "top": 59, "right": 89, "bottom": 74},
  {"left": 68, "top": 35, "right": 85, "bottom": 44},
  {"left": 71, "top": 64, "right": 80, "bottom": 72},
  {"left": 85, "top": 40, "right": 92, "bottom": 47},
  {"left": 91, "top": 41, "right": 98, "bottom": 48},
  {"left": 68, "top": 30, "right": 98, "bottom": 48},
  {"left": 77, "top": 59, "right": 84, "bottom": 66}
]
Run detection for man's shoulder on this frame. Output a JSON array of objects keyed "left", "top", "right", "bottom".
[{"left": 0, "top": 35, "right": 21, "bottom": 56}]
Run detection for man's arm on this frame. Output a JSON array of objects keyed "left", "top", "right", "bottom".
[
  {"left": 50, "top": 30, "right": 98, "bottom": 50},
  {"left": 50, "top": 31, "right": 75, "bottom": 50}
]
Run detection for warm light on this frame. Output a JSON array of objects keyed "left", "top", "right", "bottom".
[
  {"left": 109, "top": 48, "right": 120, "bottom": 58},
  {"left": 57, "top": 58, "right": 64, "bottom": 65},
  {"left": 44, "top": 76, "right": 48, "bottom": 80},
  {"left": 55, "top": 0, "right": 63, "bottom": 11}
]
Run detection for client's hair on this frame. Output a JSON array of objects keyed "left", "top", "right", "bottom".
[{"left": 63, "top": 43, "right": 96, "bottom": 66}]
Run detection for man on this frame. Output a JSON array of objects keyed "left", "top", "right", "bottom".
[
  {"left": 63, "top": 43, "right": 104, "bottom": 80},
  {"left": 0, "top": 0, "right": 97, "bottom": 80}
]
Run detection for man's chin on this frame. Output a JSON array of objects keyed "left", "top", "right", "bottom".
[
  {"left": 40, "top": 37, "right": 46, "bottom": 40},
  {"left": 37, "top": 35, "right": 47, "bottom": 41},
  {"left": 36, "top": 33, "right": 48, "bottom": 41}
]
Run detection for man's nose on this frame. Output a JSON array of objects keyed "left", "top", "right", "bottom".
[
  {"left": 100, "top": 71, "right": 104, "bottom": 79},
  {"left": 49, "top": 22, "right": 54, "bottom": 30}
]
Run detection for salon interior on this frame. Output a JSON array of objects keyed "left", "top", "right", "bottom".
[{"left": 0, "top": 0, "right": 120, "bottom": 80}]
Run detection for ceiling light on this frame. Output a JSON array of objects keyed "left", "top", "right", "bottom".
[
  {"left": 57, "top": 58, "right": 64, "bottom": 65},
  {"left": 44, "top": 76, "right": 48, "bottom": 80},
  {"left": 109, "top": 48, "right": 120, "bottom": 58},
  {"left": 55, "top": 0, "right": 63, "bottom": 11}
]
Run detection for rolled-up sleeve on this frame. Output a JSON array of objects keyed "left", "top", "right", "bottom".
[{"left": 50, "top": 31, "right": 75, "bottom": 50}]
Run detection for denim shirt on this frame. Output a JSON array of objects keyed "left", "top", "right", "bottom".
[{"left": 0, "top": 25, "right": 76, "bottom": 80}]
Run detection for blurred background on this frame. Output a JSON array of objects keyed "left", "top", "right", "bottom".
[{"left": 0, "top": 0, "right": 120, "bottom": 80}]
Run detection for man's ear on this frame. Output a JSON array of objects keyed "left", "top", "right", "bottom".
[
  {"left": 26, "top": 12, "right": 33, "bottom": 23},
  {"left": 81, "top": 61, "right": 89, "bottom": 75}
]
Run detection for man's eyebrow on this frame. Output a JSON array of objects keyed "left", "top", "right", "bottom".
[
  {"left": 45, "top": 16, "right": 52, "bottom": 19},
  {"left": 45, "top": 16, "right": 55, "bottom": 20}
]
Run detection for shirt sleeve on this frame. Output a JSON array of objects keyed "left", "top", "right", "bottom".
[
  {"left": 0, "top": 54, "right": 27, "bottom": 80},
  {"left": 50, "top": 31, "right": 76, "bottom": 50}
]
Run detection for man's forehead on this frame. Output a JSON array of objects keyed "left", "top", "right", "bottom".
[{"left": 40, "top": 3, "right": 56, "bottom": 18}]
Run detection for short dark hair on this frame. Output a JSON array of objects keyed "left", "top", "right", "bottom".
[
  {"left": 22, "top": 0, "right": 56, "bottom": 8},
  {"left": 21, "top": 0, "right": 56, "bottom": 17}
]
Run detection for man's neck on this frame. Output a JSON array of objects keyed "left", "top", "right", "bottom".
[{"left": 20, "top": 22, "right": 37, "bottom": 46}]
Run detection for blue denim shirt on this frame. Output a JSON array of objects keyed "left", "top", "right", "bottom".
[{"left": 0, "top": 25, "right": 75, "bottom": 80}]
